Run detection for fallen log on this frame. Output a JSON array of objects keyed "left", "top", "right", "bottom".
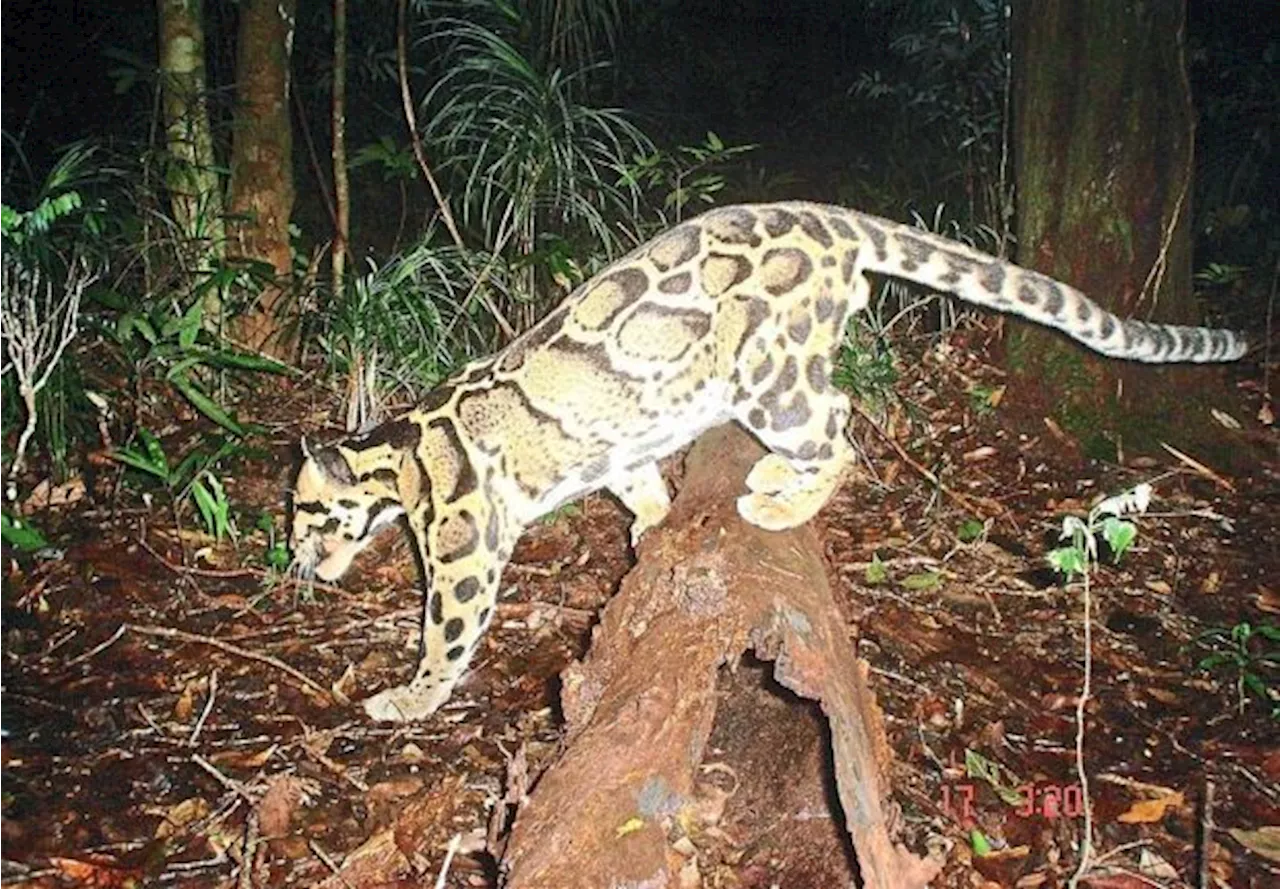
[{"left": 501, "top": 424, "right": 939, "bottom": 889}]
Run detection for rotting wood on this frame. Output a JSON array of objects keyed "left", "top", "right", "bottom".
[{"left": 500, "top": 424, "right": 939, "bottom": 889}]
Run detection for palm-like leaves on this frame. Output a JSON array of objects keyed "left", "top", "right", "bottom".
[{"left": 420, "top": 16, "right": 652, "bottom": 316}]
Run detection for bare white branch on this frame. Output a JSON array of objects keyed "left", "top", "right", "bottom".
[{"left": 2, "top": 252, "right": 97, "bottom": 477}]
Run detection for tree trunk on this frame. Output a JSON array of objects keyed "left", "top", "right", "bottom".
[
  {"left": 156, "top": 0, "right": 226, "bottom": 319},
  {"left": 227, "top": 0, "right": 297, "bottom": 355},
  {"left": 1009, "top": 0, "right": 1222, "bottom": 461},
  {"left": 331, "top": 0, "right": 349, "bottom": 300},
  {"left": 500, "top": 426, "right": 939, "bottom": 889}
]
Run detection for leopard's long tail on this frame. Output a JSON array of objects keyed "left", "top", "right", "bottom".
[{"left": 817, "top": 203, "right": 1247, "bottom": 364}]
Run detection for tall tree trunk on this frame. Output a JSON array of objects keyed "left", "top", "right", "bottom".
[
  {"left": 156, "top": 0, "right": 226, "bottom": 319},
  {"left": 227, "top": 0, "right": 297, "bottom": 355},
  {"left": 331, "top": 0, "right": 349, "bottom": 300},
  {"left": 1009, "top": 0, "right": 1220, "bottom": 461}
]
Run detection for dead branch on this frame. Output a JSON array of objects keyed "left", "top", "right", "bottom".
[{"left": 500, "top": 424, "right": 939, "bottom": 889}]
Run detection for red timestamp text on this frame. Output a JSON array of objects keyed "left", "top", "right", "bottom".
[{"left": 939, "top": 782, "right": 1085, "bottom": 821}]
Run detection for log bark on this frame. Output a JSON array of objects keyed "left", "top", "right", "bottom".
[{"left": 500, "top": 425, "right": 938, "bottom": 889}]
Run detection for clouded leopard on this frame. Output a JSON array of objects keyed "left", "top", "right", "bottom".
[{"left": 290, "top": 201, "right": 1245, "bottom": 721}]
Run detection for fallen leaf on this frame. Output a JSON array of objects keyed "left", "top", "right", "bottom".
[
  {"left": 901, "top": 571, "right": 942, "bottom": 591},
  {"left": 151, "top": 797, "right": 211, "bottom": 840},
  {"left": 1117, "top": 791, "right": 1184, "bottom": 824},
  {"left": 1143, "top": 580, "right": 1173, "bottom": 596},
  {"left": 963, "top": 446, "right": 998, "bottom": 462},
  {"left": 174, "top": 681, "right": 197, "bottom": 722},
  {"left": 1228, "top": 825, "right": 1280, "bottom": 863},
  {"left": 21, "top": 476, "right": 86, "bottom": 514},
  {"left": 209, "top": 594, "right": 250, "bottom": 609},
  {"left": 882, "top": 460, "right": 902, "bottom": 485},
  {"left": 1256, "top": 586, "right": 1280, "bottom": 615},
  {"left": 50, "top": 856, "right": 143, "bottom": 888},
  {"left": 257, "top": 775, "right": 311, "bottom": 838}
]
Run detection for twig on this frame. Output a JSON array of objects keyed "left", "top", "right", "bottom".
[
  {"left": 64, "top": 623, "right": 128, "bottom": 669},
  {"left": 393, "top": 0, "right": 517, "bottom": 341},
  {"left": 395, "top": 0, "right": 460, "bottom": 249},
  {"left": 1138, "top": 8, "right": 1195, "bottom": 313},
  {"left": 189, "top": 669, "right": 218, "bottom": 746},
  {"left": 433, "top": 833, "right": 463, "bottom": 889},
  {"left": 1159, "top": 443, "right": 1235, "bottom": 493},
  {"left": 308, "top": 840, "right": 346, "bottom": 879},
  {"left": 140, "top": 537, "right": 260, "bottom": 578},
  {"left": 129, "top": 623, "right": 331, "bottom": 702},
  {"left": 850, "top": 400, "right": 1006, "bottom": 518},
  {"left": 237, "top": 810, "right": 260, "bottom": 889},
  {"left": 141, "top": 536, "right": 357, "bottom": 599},
  {"left": 1198, "top": 778, "right": 1215, "bottom": 889},
  {"left": 192, "top": 752, "right": 257, "bottom": 804}
]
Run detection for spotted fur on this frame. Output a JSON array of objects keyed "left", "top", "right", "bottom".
[{"left": 290, "top": 201, "right": 1246, "bottom": 721}]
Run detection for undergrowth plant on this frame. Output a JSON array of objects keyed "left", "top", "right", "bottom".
[
  {"left": 1047, "top": 482, "right": 1152, "bottom": 888},
  {"left": 1, "top": 143, "right": 109, "bottom": 483},
  {"left": 1192, "top": 621, "right": 1280, "bottom": 719},
  {"left": 113, "top": 427, "right": 245, "bottom": 544}
]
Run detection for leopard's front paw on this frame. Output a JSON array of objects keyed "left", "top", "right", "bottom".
[{"left": 362, "top": 678, "right": 455, "bottom": 722}]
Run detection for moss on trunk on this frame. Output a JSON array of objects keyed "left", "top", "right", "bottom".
[{"left": 1007, "top": 0, "right": 1234, "bottom": 461}]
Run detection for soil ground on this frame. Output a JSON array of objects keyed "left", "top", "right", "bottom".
[{"left": 3, "top": 331, "right": 1277, "bottom": 888}]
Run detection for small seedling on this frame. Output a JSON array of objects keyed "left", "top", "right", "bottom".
[
  {"left": 957, "top": 517, "right": 985, "bottom": 543},
  {"left": 1047, "top": 483, "right": 1150, "bottom": 579},
  {"left": 865, "top": 553, "right": 888, "bottom": 584},
  {"left": 1047, "top": 482, "right": 1152, "bottom": 888},
  {"left": 967, "top": 384, "right": 1003, "bottom": 416},
  {"left": 1193, "top": 621, "right": 1280, "bottom": 718}
]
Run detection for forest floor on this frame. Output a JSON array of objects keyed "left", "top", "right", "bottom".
[{"left": 3, "top": 331, "right": 1278, "bottom": 889}]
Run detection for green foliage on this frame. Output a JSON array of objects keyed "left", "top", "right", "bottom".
[
  {"left": 865, "top": 553, "right": 888, "bottom": 585},
  {"left": 1, "top": 513, "right": 50, "bottom": 553},
  {"left": 1192, "top": 622, "right": 1280, "bottom": 719},
  {"left": 956, "top": 518, "right": 985, "bottom": 543},
  {"left": 848, "top": 0, "right": 1011, "bottom": 235},
  {"left": 422, "top": 13, "right": 651, "bottom": 260},
  {"left": 0, "top": 143, "right": 110, "bottom": 255},
  {"left": 965, "top": 748, "right": 1027, "bottom": 808},
  {"left": 832, "top": 318, "right": 898, "bottom": 409},
  {"left": 967, "top": 383, "right": 1001, "bottom": 417},
  {"left": 621, "top": 131, "right": 756, "bottom": 220},
  {"left": 113, "top": 428, "right": 246, "bottom": 543},
  {"left": 969, "top": 829, "right": 993, "bottom": 857},
  {"left": 1047, "top": 484, "right": 1151, "bottom": 581},
  {"left": 351, "top": 136, "right": 418, "bottom": 182},
  {"left": 93, "top": 289, "right": 290, "bottom": 436},
  {"left": 900, "top": 570, "right": 942, "bottom": 591},
  {"left": 319, "top": 242, "right": 493, "bottom": 405}
]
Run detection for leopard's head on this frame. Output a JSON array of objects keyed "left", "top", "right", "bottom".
[{"left": 289, "top": 440, "right": 406, "bottom": 582}]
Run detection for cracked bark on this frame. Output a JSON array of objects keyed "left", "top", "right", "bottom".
[{"left": 501, "top": 424, "right": 938, "bottom": 889}]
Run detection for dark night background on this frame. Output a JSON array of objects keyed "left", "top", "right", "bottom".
[{"left": 6, "top": 0, "right": 1276, "bottom": 270}]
